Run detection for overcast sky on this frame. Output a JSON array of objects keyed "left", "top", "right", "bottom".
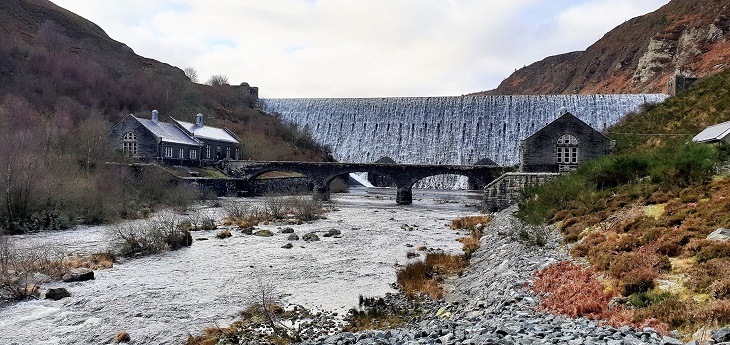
[{"left": 53, "top": 0, "right": 669, "bottom": 98}]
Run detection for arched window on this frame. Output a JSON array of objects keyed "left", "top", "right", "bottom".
[
  {"left": 122, "top": 132, "right": 137, "bottom": 155},
  {"left": 556, "top": 134, "right": 578, "bottom": 164}
]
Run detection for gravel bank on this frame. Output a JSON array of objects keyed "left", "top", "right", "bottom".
[{"left": 296, "top": 206, "right": 695, "bottom": 345}]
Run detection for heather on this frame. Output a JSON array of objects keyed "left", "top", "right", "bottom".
[{"left": 520, "top": 69, "right": 730, "bottom": 333}]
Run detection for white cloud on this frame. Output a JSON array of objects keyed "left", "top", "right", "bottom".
[{"left": 52, "top": 0, "right": 669, "bottom": 97}]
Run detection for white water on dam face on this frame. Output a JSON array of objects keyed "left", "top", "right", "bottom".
[{"left": 259, "top": 94, "right": 669, "bottom": 188}]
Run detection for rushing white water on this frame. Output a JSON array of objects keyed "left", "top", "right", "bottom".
[
  {"left": 259, "top": 94, "right": 668, "bottom": 188},
  {"left": 0, "top": 189, "right": 480, "bottom": 345}
]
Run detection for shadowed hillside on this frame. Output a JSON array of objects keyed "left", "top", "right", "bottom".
[{"left": 0, "top": 0, "right": 331, "bottom": 233}]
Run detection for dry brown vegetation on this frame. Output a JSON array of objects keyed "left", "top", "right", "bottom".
[
  {"left": 521, "top": 69, "right": 730, "bottom": 335},
  {"left": 396, "top": 214, "right": 492, "bottom": 298}
]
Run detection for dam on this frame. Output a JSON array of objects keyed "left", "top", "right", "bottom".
[{"left": 259, "top": 94, "right": 668, "bottom": 188}]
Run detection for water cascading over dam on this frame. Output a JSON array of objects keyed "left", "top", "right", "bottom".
[{"left": 259, "top": 94, "right": 668, "bottom": 188}]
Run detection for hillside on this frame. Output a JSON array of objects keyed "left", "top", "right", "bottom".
[
  {"left": 0, "top": 0, "right": 329, "bottom": 162},
  {"left": 474, "top": 0, "right": 730, "bottom": 95},
  {"left": 517, "top": 68, "right": 730, "bottom": 335},
  {"left": 0, "top": 0, "right": 331, "bottom": 233}
]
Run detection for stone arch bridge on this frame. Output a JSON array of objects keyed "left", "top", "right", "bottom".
[{"left": 222, "top": 161, "right": 506, "bottom": 205}]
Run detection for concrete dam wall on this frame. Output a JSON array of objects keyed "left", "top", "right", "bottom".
[{"left": 259, "top": 94, "right": 668, "bottom": 188}]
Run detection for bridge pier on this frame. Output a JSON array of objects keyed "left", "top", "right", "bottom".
[
  {"left": 312, "top": 184, "right": 331, "bottom": 201},
  {"left": 396, "top": 187, "right": 412, "bottom": 205}
]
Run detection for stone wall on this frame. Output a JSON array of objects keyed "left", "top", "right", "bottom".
[
  {"left": 483, "top": 173, "right": 560, "bottom": 212},
  {"left": 187, "top": 176, "right": 312, "bottom": 197}
]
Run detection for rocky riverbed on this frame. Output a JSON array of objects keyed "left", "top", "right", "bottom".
[
  {"left": 1, "top": 189, "right": 727, "bottom": 345},
  {"left": 291, "top": 207, "right": 729, "bottom": 345}
]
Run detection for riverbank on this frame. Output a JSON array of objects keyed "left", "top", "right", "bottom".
[
  {"left": 294, "top": 207, "right": 694, "bottom": 345},
  {"left": 0, "top": 189, "right": 479, "bottom": 344}
]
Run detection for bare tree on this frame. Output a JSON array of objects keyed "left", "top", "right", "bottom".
[
  {"left": 183, "top": 67, "right": 199, "bottom": 83},
  {"left": 206, "top": 74, "right": 229, "bottom": 86}
]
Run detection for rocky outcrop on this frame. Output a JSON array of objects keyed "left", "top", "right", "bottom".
[{"left": 475, "top": 0, "right": 730, "bottom": 95}]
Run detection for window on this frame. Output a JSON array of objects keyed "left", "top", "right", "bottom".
[
  {"left": 165, "top": 146, "right": 173, "bottom": 157},
  {"left": 179, "top": 148, "right": 184, "bottom": 158},
  {"left": 235, "top": 148, "right": 239, "bottom": 160},
  {"left": 205, "top": 144, "right": 211, "bottom": 159},
  {"left": 226, "top": 146, "right": 231, "bottom": 159},
  {"left": 190, "top": 149, "right": 197, "bottom": 159},
  {"left": 122, "top": 132, "right": 137, "bottom": 155},
  {"left": 556, "top": 134, "right": 578, "bottom": 164}
]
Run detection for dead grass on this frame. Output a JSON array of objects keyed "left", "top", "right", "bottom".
[
  {"left": 451, "top": 215, "right": 492, "bottom": 230},
  {"left": 396, "top": 253, "right": 466, "bottom": 299}
]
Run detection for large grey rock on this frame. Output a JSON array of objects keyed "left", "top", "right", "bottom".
[
  {"left": 713, "top": 328, "right": 730, "bottom": 342},
  {"left": 707, "top": 228, "right": 730, "bottom": 241},
  {"left": 287, "top": 233, "right": 299, "bottom": 241},
  {"left": 281, "top": 227, "right": 295, "bottom": 234},
  {"left": 281, "top": 243, "right": 293, "bottom": 249},
  {"left": 661, "top": 336, "right": 683, "bottom": 345},
  {"left": 62, "top": 268, "right": 94, "bottom": 282},
  {"left": 253, "top": 230, "right": 273, "bottom": 237},
  {"left": 323, "top": 229, "right": 341, "bottom": 237},
  {"left": 302, "top": 232, "right": 320, "bottom": 242},
  {"left": 46, "top": 287, "right": 71, "bottom": 300}
]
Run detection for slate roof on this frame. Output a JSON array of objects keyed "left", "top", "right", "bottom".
[
  {"left": 172, "top": 118, "right": 240, "bottom": 144},
  {"left": 136, "top": 117, "right": 202, "bottom": 146},
  {"left": 693, "top": 121, "right": 730, "bottom": 143}
]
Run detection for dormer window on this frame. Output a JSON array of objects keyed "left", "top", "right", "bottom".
[{"left": 557, "top": 134, "right": 578, "bottom": 164}]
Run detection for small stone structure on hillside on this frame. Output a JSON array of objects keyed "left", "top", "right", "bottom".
[{"left": 485, "top": 110, "right": 612, "bottom": 211}]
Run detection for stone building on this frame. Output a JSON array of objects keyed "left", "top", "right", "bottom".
[
  {"left": 107, "top": 110, "right": 241, "bottom": 166},
  {"left": 520, "top": 111, "right": 612, "bottom": 173}
]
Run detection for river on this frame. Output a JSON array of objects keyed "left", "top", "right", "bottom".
[{"left": 0, "top": 188, "right": 482, "bottom": 344}]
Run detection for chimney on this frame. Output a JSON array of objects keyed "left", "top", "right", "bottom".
[
  {"left": 152, "top": 109, "right": 159, "bottom": 123},
  {"left": 196, "top": 113, "right": 204, "bottom": 127}
]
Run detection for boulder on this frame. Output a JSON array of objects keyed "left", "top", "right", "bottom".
[
  {"left": 302, "top": 232, "right": 320, "bottom": 242},
  {"left": 254, "top": 230, "right": 273, "bottom": 237},
  {"left": 281, "top": 227, "right": 295, "bottom": 234},
  {"left": 707, "top": 228, "right": 730, "bottom": 241},
  {"left": 323, "top": 229, "right": 341, "bottom": 237},
  {"left": 46, "top": 287, "right": 71, "bottom": 300},
  {"left": 713, "top": 328, "right": 730, "bottom": 342},
  {"left": 240, "top": 226, "right": 254, "bottom": 235},
  {"left": 282, "top": 243, "right": 293, "bottom": 249},
  {"left": 287, "top": 233, "right": 299, "bottom": 241},
  {"left": 62, "top": 268, "right": 94, "bottom": 282},
  {"left": 24, "top": 284, "right": 41, "bottom": 298}
]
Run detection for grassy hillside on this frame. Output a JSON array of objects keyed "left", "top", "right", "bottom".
[{"left": 518, "top": 69, "right": 730, "bottom": 334}]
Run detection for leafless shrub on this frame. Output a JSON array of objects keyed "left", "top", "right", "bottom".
[
  {"left": 186, "top": 209, "right": 216, "bottom": 231},
  {"left": 0, "top": 235, "right": 67, "bottom": 300},
  {"left": 262, "top": 195, "right": 288, "bottom": 219},
  {"left": 206, "top": 74, "right": 229, "bottom": 86},
  {"left": 289, "top": 196, "right": 325, "bottom": 222},
  {"left": 112, "top": 214, "right": 192, "bottom": 257},
  {"left": 242, "top": 270, "right": 294, "bottom": 338},
  {"left": 222, "top": 201, "right": 250, "bottom": 220}
]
